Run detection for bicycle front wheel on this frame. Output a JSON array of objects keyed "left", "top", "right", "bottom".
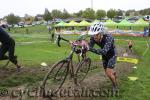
[
  {"left": 75, "top": 58, "right": 91, "bottom": 84},
  {"left": 41, "top": 59, "right": 69, "bottom": 94}
]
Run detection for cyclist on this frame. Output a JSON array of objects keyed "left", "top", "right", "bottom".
[
  {"left": 88, "top": 22, "right": 117, "bottom": 90},
  {"left": 0, "top": 25, "right": 21, "bottom": 71}
]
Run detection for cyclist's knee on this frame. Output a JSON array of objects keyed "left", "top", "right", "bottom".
[{"left": 105, "top": 68, "right": 113, "bottom": 77}]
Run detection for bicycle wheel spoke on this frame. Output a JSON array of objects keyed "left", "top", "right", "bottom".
[
  {"left": 54, "top": 63, "right": 68, "bottom": 81},
  {"left": 42, "top": 60, "right": 69, "bottom": 92},
  {"left": 76, "top": 58, "right": 91, "bottom": 84},
  {"left": 53, "top": 62, "right": 65, "bottom": 79}
]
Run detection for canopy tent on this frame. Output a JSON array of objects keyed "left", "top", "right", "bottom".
[
  {"left": 133, "top": 18, "right": 149, "bottom": 26},
  {"left": 91, "top": 19, "right": 99, "bottom": 25},
  {"left": 65, "top": 20, "right": 79, "bottom": 26},
  {"left": 104, "top": 19, "right": 117, "bottom": 27},
  {"left": 117, "top": 19, "right": 133, "bottom": 26},
  {"left": 78, "top": 20, "right": 91, "bottom": 26},
  {"left": 55, "top": 21, "right": 67, "bottom": 27}
]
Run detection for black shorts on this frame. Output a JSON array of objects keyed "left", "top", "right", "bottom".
[
  {"left": 129, "top": 45, "right": 132, "bottom": 49},
  {"left": 102, "top": 55, "right": 117, "bottom": 69}
]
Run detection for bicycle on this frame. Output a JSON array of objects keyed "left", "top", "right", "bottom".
[
  {"left": 40, "top": 35, "right": 91, "bottom": 94},
  {"left": 0, "top": 43, "right": 9, "bottom": 68}
]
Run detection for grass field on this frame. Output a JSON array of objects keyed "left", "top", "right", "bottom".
[
  {"left": 0, "top": 25, "right": 150, "bottom": 99},
  {"left": 110, "top": 37, "right": 150, "bottom": 100}
]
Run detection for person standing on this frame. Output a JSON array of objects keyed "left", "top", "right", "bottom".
[
  {"left": 128, "top": 40, "right": 133, "bottom": 53},
  {"left": 50, "top": 23, "right": 55, "bottom": 42}
]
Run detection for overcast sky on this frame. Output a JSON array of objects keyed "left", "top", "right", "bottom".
[{"left": 0, "top": 0, "right": 150, "bottom": 18}]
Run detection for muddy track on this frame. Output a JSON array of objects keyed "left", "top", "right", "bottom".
[
  {"left": 0, "top": 46, "right": 138, "bottom": 100},
  {"left": 0, "top": 61, "right": 134, "bottom": 100}
]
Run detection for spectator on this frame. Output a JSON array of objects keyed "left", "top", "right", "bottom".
[
  {"left": 128, "top": 40, "right": 133, "bottom": 53},
  {"left": 50, "top": 23, "right": 55, "bottom": 42},
  {"left": 47, "top": 26, "right": 51, "bottom": 33}
]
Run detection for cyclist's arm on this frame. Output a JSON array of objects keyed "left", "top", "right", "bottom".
[
  {"left": 89, "top": 36, "right": 113, "bottom": 55},
  {"left": 88, "top": 36, "right": 95, "bottom": 48}
]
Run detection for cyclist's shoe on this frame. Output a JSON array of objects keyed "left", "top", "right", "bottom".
[
  {"left": 112, "top": 86, "right": 119, "bottom": 96},
  {"left": 0, "top": 55, "right": 8, "bottom": 60},
  {"left": 12, "top": 55, "right": 22, "bottom": 72},
  {"left": 16, "top": 64, "right": 22, "bottom": 72}
]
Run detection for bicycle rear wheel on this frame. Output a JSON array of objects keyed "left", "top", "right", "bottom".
[
  {"left": 75, "top": 58, "right": 91, "bottom": 84},
  {"left": 41, "top": 59, "right": 69, "bottom": 95}
]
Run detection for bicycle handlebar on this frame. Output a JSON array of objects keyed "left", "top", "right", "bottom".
[{"left": 56, "top": 35, "right": 89, "bottom": 52}]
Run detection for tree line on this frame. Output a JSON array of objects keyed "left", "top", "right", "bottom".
[{"left": 3, "top": 7, "right": 150, "bottom": 26}]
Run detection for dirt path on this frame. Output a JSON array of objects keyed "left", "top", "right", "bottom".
[
  {"left": 0, "top": 61, "right": 134, "bottom": 100},
  {"left": 0, "top": 46, "right": 137, "bottom": 100}
]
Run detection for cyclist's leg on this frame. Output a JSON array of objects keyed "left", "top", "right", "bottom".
[
  {"left": 129, "top": 45, "right": 133, "bottom": 53},
  {"left": 0, "top": 44, "right": 9, "bottom": 60},
  {"left": 105, "top": 68, "right": 117, "bottom": 87},
  {"left": 109, "top": 55, "right": 117, "bottom": 81},
  {"left": 52, "top": 33, "right": 54, "bottom": 42},
  {"left": 8, "top": 39, "right": 21, "bottom": 70},
  {"left": 103, "top": 56, "right": 117, "bottom": 88},
  {"left": 7, "top": 39, "right": 16, "bottom": 63},
  {"left": 103, "top": 59, "right": 116, "bottom": 85}
]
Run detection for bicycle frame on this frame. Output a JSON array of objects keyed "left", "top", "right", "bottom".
[
  {"left": 56, "top": 35, "right": 87, "bottom": 79},
  {"left": 41, "top": 36, "right": 91, "bottom": 94},
  {"left": 65, "top": 45, "right": 78, "bottom": 79}
]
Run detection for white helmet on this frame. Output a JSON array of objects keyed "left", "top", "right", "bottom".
[{"left": 88, "top": 22, "right": 104, "bottom": 35}]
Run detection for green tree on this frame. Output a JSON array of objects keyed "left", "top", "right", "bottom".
[
  {"left": 139, "top": 8, "right": 150, "bottom": 15},
  {"left": 125, "top": 11, "right": 130, "bottom": 16},
  {"left": 116, "top": 9, "right": 123, "bottom": 16},
  {"left": 147, "top": 10, "right": 150, "bottom": 15},
  {"left": 61, "top": 9, "right": 70, "bottom": 19},
  {"left": 107, "top": 9, "right": 117, "bottom": 19},
  {"left": 34, "top": 16, "right": 39, "bottom": 21},
  {"left": 134, "top": 12, "right": 139, "bottom": 16},
  {"left": 146, "top": 8, "right": 150, "bottom": 15},
  {"left": 51, "top": 9, "right": 62, "bottom": 18},
  {"left": 96, "top": 9, "right": 106, "bottom": 19},
  {"left": 139, "top": 10, "right": 144, "bottom": 15},
  {"left": 6, "top": 13, "right": 21, "bottom": 26},
  {"left": 82, "top": 8, "right": 95, "bottom": 19},
  {"left": 43, "top": 8, "right": 52, "bottom": 22},
  {"left": 62, "top": 9, "right": 71, "bottom": 19},
  {"left": 125, "top": 9, "right": 135, "bottom": 16},
  {"left": 73, "top": 10, "right": 83, "bottom": 17}
]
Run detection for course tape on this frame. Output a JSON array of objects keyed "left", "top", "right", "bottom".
[
  {"left": 99, "top": 56, "right": 138, "bottom": 64},
  {"left": 117, "top": 57, "right": 138, "bottom": 64}
]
